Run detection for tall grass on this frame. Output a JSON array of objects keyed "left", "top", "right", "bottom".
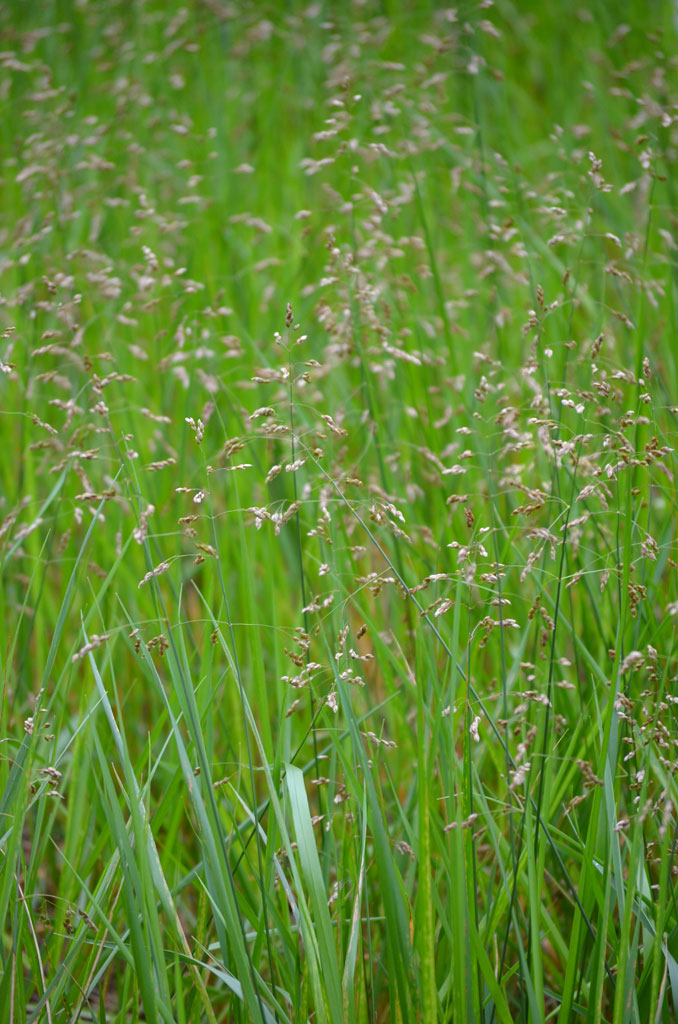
[{"left": 1, "top": 1, "right": 678, "bottom": 1021}]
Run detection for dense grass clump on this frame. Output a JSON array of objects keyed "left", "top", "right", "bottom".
[{"left": 1, "top": 1, "right": 678, "bottom": 1021}]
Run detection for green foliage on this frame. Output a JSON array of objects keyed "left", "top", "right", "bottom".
[{"left": 1, "top": 1, "right": 677, "bottom": 1021}]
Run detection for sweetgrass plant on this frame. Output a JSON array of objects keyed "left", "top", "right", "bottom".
[{"left": 1, "top": 1, "right": 678, "bottom": 1022}]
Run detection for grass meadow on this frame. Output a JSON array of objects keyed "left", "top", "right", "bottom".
[{"left": 1, "top": 1, "right": 678, "bottom": 1021}]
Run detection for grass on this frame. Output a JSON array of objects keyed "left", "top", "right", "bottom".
[{"left": 1, "top": 0, "right": 678, "bottom": 1020}]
